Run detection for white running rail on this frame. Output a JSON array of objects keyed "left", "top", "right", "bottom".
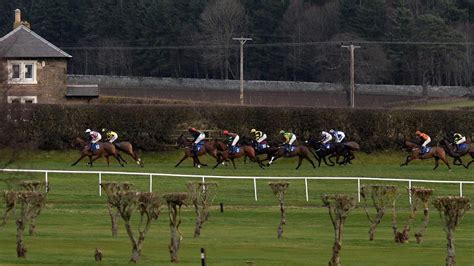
[{"left": 1, "top": 168, "right": 473, "bottom": 203}]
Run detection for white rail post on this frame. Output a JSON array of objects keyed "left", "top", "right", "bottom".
[
  {"left": 408, "top": 180, "right": 412, "bottom": 204},
  {"left": 254, "top": 177, "right": 258, "bottom": 201},
  {"left": 99, "top": 172, "right": 102, "bottom": 197},
  {"left": 149, "top": 174, "right": 153, "bottom": 192},
  {"left": 357, "top": 178, "right": 361, "bottom": 203},
  {"left": 305, "top": 178, "right": 309, "bottom": 202},
  {"left": 45, "top": 171, "right": 48, "bottom": 193},
  {"left": 460, "top": 182, "right": 463, "bottom": 197}
]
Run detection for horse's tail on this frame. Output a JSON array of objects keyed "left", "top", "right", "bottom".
[{"left": 345, "top": 141, "right": 360, "bottom": 151}]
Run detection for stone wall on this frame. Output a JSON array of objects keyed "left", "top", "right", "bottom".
[
  {"left": 3, "top": 59, "right": 68, "bottom": 103},
  {"left": 67, "top": 74, "right": 474, "bottom": 97}
]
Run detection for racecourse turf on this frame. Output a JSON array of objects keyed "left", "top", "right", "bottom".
[{"left": 0, "top": 149, "right": 473, "bottom": 265}]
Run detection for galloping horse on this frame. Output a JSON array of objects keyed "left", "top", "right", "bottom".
[
  {"left": 71, "top": 137, "right": 125, "bottom": 167},
  {"left": 212, "top": 140, "right": 264, "bottom": 169},
  {"left": 267, "top": 144, "right": 316, "bottom": 170},
  {"left": 439, "top": 138, "right": 474, "bottom": 168},
  {"left": 306, "top": 135, "right": 359, "bottom": 166},
  {"left": 400, "top": 144, "right": 451, "bottom": 170},
  {"left": 113, "top": 141, "right": 143, "bottom": 167},
  {"left": 175, "top": 134, "right": 219, "bottom": 168}
]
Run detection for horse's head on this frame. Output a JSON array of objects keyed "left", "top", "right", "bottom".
[
  {"left": 214, "top": 140, "right": 227, "bottom": 151},
  {"left": 72, "top": 137, "right": 87, "bottom": 149},
  {"left": 176, "top": 134, "right": 189, "bottom": 148}
]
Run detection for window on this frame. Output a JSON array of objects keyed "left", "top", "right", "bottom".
[
  {"left": 7, "top": 60, "right": 37, "bottom": 84},
  {"left": 7, "top": 96, "right": 37, "bottom": 104}
]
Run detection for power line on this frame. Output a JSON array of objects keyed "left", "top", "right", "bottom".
[{"left": 60, "top": 40, "right": 474, "bottom": 50}]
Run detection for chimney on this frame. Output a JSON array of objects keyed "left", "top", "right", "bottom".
[{"left": 13, "top": 9, "right": 30, "bottom": 29}]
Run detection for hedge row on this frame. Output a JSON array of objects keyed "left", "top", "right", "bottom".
[{"left": 0, "top": 104, "right": 473, "bottom": 151}]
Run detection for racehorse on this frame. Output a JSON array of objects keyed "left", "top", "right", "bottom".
[
  {"left": 306, "top": 135, "right": 359, "bottom": 166},
  {"left": 439, "top": 138, "right": 474, "bottom": 168},
  {"left": 400, "top": 145, "right": 451, "bottom": 170},
  {"left": 175, "top": 134, "right": 219, "bottom": 168},
  {"left": 71, "top": 137, "right": 125, "bottom": 167},
  {"left": 113, "top": 141, "right": 144, "bottom": 167},
  {"left": 267, "top": 144, "right": 316, "bottom": 170},
  {"left": 212, "top": 140, "right": 264, "bottom": 169},
  {"left": 239, "top": 136, "right": 279, "bottom": 164}
]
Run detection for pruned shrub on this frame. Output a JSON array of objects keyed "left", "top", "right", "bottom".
[
  {"left": 186, "top": 181, "right": 217, "bottom": 237},
  {"left": 163, "top": 192, "right": 188, "bottom": 263},
  {"left": 269, "top": 182, "right": 290, "bottom": 238}
]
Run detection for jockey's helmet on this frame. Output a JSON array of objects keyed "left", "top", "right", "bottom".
[
  {"left": 250, "top": 128, "right": 256, "bottom": 133},
  {"left": 101, "top": 128, "right": 107, "bottom": 132},
  {"left": 85, "top": 129, "right": 91, "bottom": 134},
  {"left": 279, "top": 130, "right": 285, "bottom": 134},
  {"left": 223, "top": 130, "right": 229, "bottom": 135},
  {"left": 415, "top": 130, "right": 421, "bottom": 134},
  {"left": 329, "top": 129, "right": 334, "bottom": 133}
]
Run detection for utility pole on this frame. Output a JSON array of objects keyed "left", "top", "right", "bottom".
[
  {"left": 341, "top": 43, "right": 360, "bottom": 108},
  {"left": 233, "top": 37, "right": 252, "bottom": 105}
]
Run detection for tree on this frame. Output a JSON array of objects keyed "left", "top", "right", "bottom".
[
  {"left": 321, "top": 194, "right": 356, "bottom": 266},
  {"left": 433, "top": 196, "right": 471, "bottom": 266},
  {"left": 360, "top": 185, "right": 399, "bottom": 241},
  {"left": 0, "top": 181, "right": 47, "bottom": 258},
  {"left": 269, "top": 182, "right": 290, "bottom": 238},
  {"left": 101, "top": 182, "right": 161, "bottom": 263},
  {"left": 163, "top": 192, "right": 188, "bottom": 263},
  {"left": 199, "top": 0, "right": 247, "bottom": 80},
  {"left": 186, "top": 181, "right": 218, "bottom": 237}
]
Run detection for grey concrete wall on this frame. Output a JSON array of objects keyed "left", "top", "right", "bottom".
[{"left": 67, "top": 74, "right": 474, "bottom": 97}]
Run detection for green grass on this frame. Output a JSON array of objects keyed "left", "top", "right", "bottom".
[
  {"left": 0, "top": 149, "right": 473, "bottom": 265},
  {"left": 414, "top": 99, "right": 474, "bottom": 110}
]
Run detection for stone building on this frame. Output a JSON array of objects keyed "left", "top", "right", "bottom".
[{"left": 0, "top": 9, "right": 72, "bottom": 104}]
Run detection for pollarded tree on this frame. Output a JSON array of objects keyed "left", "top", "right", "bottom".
[
  {"left": 0, "top": 181, "right": 47, "bottom": 258},
  {"left": 393, "top": 186, "right": 434, "bottom": 243},
  {"left": 163, "top": 192, "right": 188, "bottom": 263},
  {"left": 101, "top": 182, "right": 128, "bottom": 237},
  {"left": 101, "top": 182, "right": 161, "bottom": 263},
  {"left": 186, "top": 181, "right": 218, "bottom": 237},
  {"left": 321, "top": 194, "right": 356, "bottom": 266},
  {"left": 269, "top": 182, "right": 289, "bottom": 239},
  {"left": 360, "top": 184, "right": 399, "bottom": 241},
  {"left": 433, "top": 196, "right": 471, "bottom": 266}
]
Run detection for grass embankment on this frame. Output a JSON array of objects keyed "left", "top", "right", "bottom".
[{"left": 0, "top": 149, "right": 473, "bottom": 265}]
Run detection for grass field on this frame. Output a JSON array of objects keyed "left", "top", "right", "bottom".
[
  {"left": 414, "top": 98, "right": 474, "bottom": 110},
  {"left": 0, "top": 149, "right": 473, "bottom": 265}
]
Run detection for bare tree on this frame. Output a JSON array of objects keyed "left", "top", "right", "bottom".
[
  {"left": 101, "top": 182, "right": 161, "bottom": 263},
  {"left": 186, "top": 181, "right": 217, "bottom": 237},
  {"left": 393, "top": 186, "right": 433, "bottom": 243},
  {"left": 163, "top": 192, "right": 188, "bottom": 263},
  {"left": 360, "top": 185, "right": 399, "bottom": 241},
  {"left": 0, "top": 181, "right": 47, "bottom": 258},
  {"left": 199, "top": 0, "right": 247, "bottom": 79},
  {"left": 268, "top": 182, "right": 289, "bottom": 239},
  {"left": 433, "top": 196, "right": 471, "bottom": 266},
  {"left": 321, "top": 194, "right": 356, "bottom": 266}
]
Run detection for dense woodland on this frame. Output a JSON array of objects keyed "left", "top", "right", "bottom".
[{"left": 0, "top": 0, "right": 473, "bottom": 86}]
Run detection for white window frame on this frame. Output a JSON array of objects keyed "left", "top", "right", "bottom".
[
  {"left": 7, "top": 60, "right": 37, "bottom": 84},
  {"left": 7, "top": 96, "right": 38, "bottom": 104}
]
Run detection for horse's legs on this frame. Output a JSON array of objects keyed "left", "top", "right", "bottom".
[
  {"left": 231, "top": 158, "right": 236, "bottom": 169},
  {"left": 175, "top": 154, "right": 189, "bottom": 167},
  {"left": 326, "top": 155, "right": 336, "bottom": 166},
  {"left": 71, "top": 154, "right": 87, "bottom": 166},
  {"left": 296, "top": 156, "right": 304, "bottom": 170},
  {"left": 465, "top": 160, "right": 474, "bottom": 169},
  {"left": 400, "top": 155, "right": 412, "bottom": 167},
  {"left": 113, "top": 154, "right": 124, "bottom": 167},
  {"left": 439, "top": 156, "right": 451, "bottom": 170},
  {"left": 306, "top": 155, "right": 316, "bottom": 168},
  {"left": 433, "top": 157, "right": 440, "bottom": 170}
]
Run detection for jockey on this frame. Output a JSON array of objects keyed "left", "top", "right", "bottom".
[
  {"left": 453, "top": 132, "right": 466, "bottom": 152},
  {"left": 102, "top": 128, "right": 118, "bottom": 143},
  {"left": 280, "top": 130, "right": 296, "bottom": 153},
  {"left": 329, "top": 129, "right": 346, "bottom": 143},
  {"left": 320, "top": 130, "right": 333, "bottom": 150},
  {"left": 223, "top": 130, "right": 239, "bottom": 153},
  {"left": 85, "top": 129, "right": 102, "bottom": 151},
  {"left": 416, "top": 130, "right": 431, "bottom": 154},
  {"left": 250, "top": 128, "right": 267, "bottom": 150},
  {"left": 188, "top": 127, "right": 205, "bottom": 156}
]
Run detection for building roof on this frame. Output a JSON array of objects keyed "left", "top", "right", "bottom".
[
  {"left": 66, "top": 85, "right": 99, "bottom": 97},
  {"left": 0, "top": 25, "right": 72, "bottom": 58}
]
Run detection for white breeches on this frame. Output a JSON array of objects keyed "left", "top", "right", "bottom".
[
  {"left": 92, "top": 135, "right": 101, "bottom": 144},
  {"left": 194, "top": 133, "right": 205, "bottom": 144},
  {"left": 232, "top": 136, "right": 239, "bottom": 146},
  {"left": 257, "top": 134, "right": 267, "bottom": 143},
  {"left": 455, "top": 137, "right": 466, "bottom": 145},
  {"left": 289, "top": 135, "right": 296, "bottom": 145},
  {"left": 108, "top": 135, "right": 118, "bottom": 143},
  {"left": 422, "top": 137, "right": 431, "bottom": 147}
]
